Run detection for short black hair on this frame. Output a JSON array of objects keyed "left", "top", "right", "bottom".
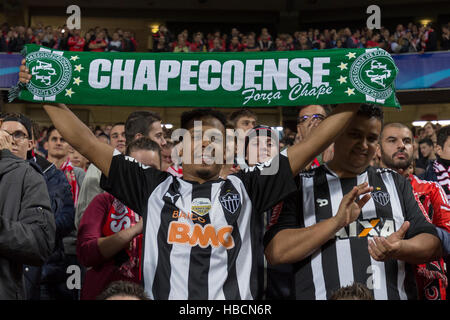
[
  {"left": 96, "top": 281, "right": 150, "bottom": 300},
  {"left": 329, "top": 282, "right": 374, "bottom": 300},
  {"left": 111, "top": 122, "right": 125, "bottom": 130},
  {"left": 297, "top": 104, "right": 333, "bottom": 118},
  {"left": 357, "top": 103, "right": 384, "bottom": 124},
  {"left": 180, "top": 108, "right": 227, "bottom": 131},
  {"left": 1, "top": 112, "right": 33, "bottom": 139},
  {"left": 228, "top": 108, "right": 257, "bottom": 125},
  {"left": 126, "top": 136, "right": 161, "bottom": 160},
  {"left": 46, "top": 125, "right": 59, "bottom": 140},
  {"left": 125, "top": 110, "right": 162, "bottom": 144},
  {"left": 437, "top": 125, "right": 450, "bottom": 148},
  {"left": 418, "top": 137, "right": 434, "bottom": 147}
]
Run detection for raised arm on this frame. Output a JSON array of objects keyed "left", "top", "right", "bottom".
[
  {"left": 19, "top": 60, "right": 114, "bottom": 177},
  {"left": 287, "top": 103, "right": 359, "bottom": 176}
]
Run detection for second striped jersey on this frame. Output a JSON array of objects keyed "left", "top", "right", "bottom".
[{"left": 265, "top": 165, "right": 438, "bottom": 300}]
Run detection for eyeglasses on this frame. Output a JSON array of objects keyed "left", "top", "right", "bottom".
[
  {"left": 3, "top": 130, "right": 29, "bottom": 142},
  {"left": 297, "top": 114, "right": 326, "bottom": 124}
]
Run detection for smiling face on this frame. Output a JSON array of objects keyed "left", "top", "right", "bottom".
[
  {"left": 331, "top": 115, "right": 382, "bottom": 176},
  {"left": 181, "top": 117, "right": 225, "bottom": 182},
  {"left": 378, "top": 125, "right": 414, "bottom": 171}
]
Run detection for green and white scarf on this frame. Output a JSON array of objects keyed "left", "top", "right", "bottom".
[{"left": 9, "top": 44, "right": 400, "bottom": 108}]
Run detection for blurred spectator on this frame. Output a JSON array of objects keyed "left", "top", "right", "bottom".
[
  {"left": 1, "top": 21, "right": 449, "bottom": 54},
  {"left": 89, "top": 31, "right": 107, "bottom": 52},
  {"left": 258, "top": 32, "right": 273, "bottom": 51},
  {"left": 153, "top": 35, "right": 170, "bottom": 52},
  {"left": 441, "top": 24, "right": 450, "bottom": 50},
  {"left": 243, "top": 34, "right": 260, "bottom": 52},
  {"left": 366, "top": 33, "right": 381, "bottom": 48},
  {"left": 190, "top": 32, "right": 207, "bottom": 52},
  {"left": 416, "top": 138, "right": 436, "bottom": 176},
  {"left": 274, "top": 37, "right": 287, "bottom": 51},
  {"left": 173, "top": 36, "right": 189, "bottom": 53},
  {"left": 106, "top": 32, "right": 123, "bottom": 52},
  {"left": 68, "top": 29, "right": 85, "bottom": 51},
  {"left": 228, "top": 35, "right": 243, "bottom": 52},
  {"left": 69, "top": 146, "right": 89, "bottom": 171},
  {"left": 424, "top": 121, "right": 437, "bottom": 144},
  {"left": 209, "top": 37, "right": 225, "bottom": 52}
]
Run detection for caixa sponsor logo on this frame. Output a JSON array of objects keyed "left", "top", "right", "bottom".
[{"left": 335, "top": 218, "right": 395, "bottom": 239}]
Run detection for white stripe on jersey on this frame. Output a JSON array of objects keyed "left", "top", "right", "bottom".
[
  {"left": 369, "top": 257, "right": 388, "bottom": 300},
  {"left": 302, "top": 176, "right": 327, "bottom": 300},
  {"left": 143, "top": 176, "right": 173, "bottom": 300},
  {"left": 380, "top": 172, "right": 407, "bottom": 300},
  {"left": 208, "top": 182, "right": 228, "bottom": 300},
  {"left": 358, "top": 171, "right": 378, "bottom": 220},
  {"left": 168, "top": 179, "right": 193, "bottom": 299},
  {"left": 359, "top": 171, "right": 389, "bottom": 299},
  {"left": 228, "top": 175, "right": 254, "bottom": 300},
  {"left": 327, "top": 174, "right": 354, "bottom": 288}
]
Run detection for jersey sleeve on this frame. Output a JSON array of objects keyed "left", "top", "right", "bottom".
[
  {"left": 100, "top": 151, "right": 170, "bottom": 215},
  {"left": 263, "top": 190, "right": 302, "bottom": 248},
  {"left": 398, "top": 175, "right": 438, "bottom": 239},
  {"left": 233, "top": 153, "right": 297, "bottom": 214},
  {"left": 429, "top": 182, "right": 450, "bottom": 232}
]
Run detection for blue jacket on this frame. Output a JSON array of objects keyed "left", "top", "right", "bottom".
[{"left": 23, "top": 156, "right": 75, "bottom": 298}]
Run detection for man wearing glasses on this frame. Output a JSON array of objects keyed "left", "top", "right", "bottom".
[
  {"left": 296, "top": 104, "right": 334, "bottom": 170},
  {"left": 0, "top": 114, "right": 55, "bottom": 299}
]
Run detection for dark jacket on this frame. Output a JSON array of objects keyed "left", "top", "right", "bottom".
[
  {"left": 0, "top": 149, "right": 55, "bottom": 299},
  {"left": 23, "top": 155, "right": 75, "bottom": 299}
]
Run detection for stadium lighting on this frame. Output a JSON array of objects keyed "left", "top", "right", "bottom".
[
  {"left": 150, "top": 24, "right": 160, "bottom": 33},
  {"left": 412, "top": 120, "right": 450, "bottom": 127},
  {"left": 164, "top": 124, "right": 173, "bottom": 129},
  {"left": 419, "top": 18, "right": 432, "bottom": 26}
]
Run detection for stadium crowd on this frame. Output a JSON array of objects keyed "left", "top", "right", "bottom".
[
  {"left": 1, "top": 93, "right": 450, "bottom": 300},
  {"left": 1, "top": 21, "right": 449, "bottom": 53}
]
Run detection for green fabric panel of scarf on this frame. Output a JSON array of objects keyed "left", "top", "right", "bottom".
[{"left": 9, "top": 44, "right": 400, "bottom": 108}]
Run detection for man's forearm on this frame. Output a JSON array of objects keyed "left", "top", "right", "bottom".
[
  {"left": 287, "top": 103, "right": 359, "bottom": 176},
  {"left": 394, "top": 233, "right": 443, "bottom": 264},
  {"left": 266, "top": 216, "right": 342, "bottom": 265}
]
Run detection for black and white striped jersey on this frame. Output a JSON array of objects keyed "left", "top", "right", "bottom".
[
  {"left": 264, "top": 164, "right": 438, "bottom": 300},
  {"left": 100, "top": 150, "right": 296, "bottom": 300}
]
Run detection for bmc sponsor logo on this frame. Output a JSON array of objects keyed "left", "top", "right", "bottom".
[
  {"left": 335, "top": 218, "right": 395, "bottom": 239},
  {"left": 167, "top": 222, "right": 235, "bottom": 249}
]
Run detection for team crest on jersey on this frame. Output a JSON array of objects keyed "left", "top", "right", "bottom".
[
  {"left": 220, "top": 192, "right": 241, "bottom": 214},
  {"left": 371, "top": 190, "right": 390, "bottom": 206},
  {"left": 191, "top": 198, "right": 212, "bottom": 216}
]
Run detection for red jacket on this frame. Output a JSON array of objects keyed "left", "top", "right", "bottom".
[
  {"left": 409, "top": 174, "right": 450, "bottom": 300},
  {"left": 68, "top": 36, "right": 85, "bottom": 51}
]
